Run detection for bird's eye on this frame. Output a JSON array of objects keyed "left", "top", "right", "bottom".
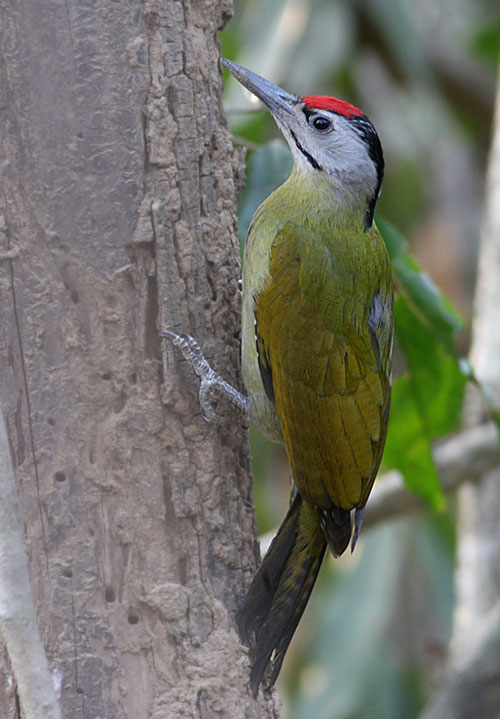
[{"left": 312, "top": 115, "right": 331, "bottom": 132}]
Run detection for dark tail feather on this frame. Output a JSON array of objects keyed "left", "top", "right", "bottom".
[
  {"left": 319, "top": 504, "right": 352, "bottom": 557},
  {"left": 237, "top": 494, "right": 326, "bottom": 694}
]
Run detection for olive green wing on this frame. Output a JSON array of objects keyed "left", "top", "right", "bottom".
[{"left": 255, "top": 226, "right": 393, "bottom": 511}]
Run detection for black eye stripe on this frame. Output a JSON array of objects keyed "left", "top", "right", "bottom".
[{"left": 290, "top": 129, "right": 322, "bottom": 170}]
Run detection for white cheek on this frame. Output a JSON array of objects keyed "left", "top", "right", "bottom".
[
  {"left": 324, "top": 142, "right": 377, "bottom": 196},
  {"left": 279, "top": 120, "right": 378, "bottom": 200}
]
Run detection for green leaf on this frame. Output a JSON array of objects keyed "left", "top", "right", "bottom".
[
  {"left": 383, "top": 376, "right": 445, "bottom": 509},
  {"left": 469, "top": 23, "right": 500, "bottom": 69},
  {"left": 395, "top": 295, "right": 466, "bottom": 440},
  {"left": 377, "top": 218, "right": 463, "bottom": 355},
  {"left": 377, "top": 220, "right": 466, "bottom": 506}
]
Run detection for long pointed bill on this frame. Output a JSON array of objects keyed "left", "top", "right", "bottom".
[{"left": 222, "top": 58, "right": 297, "bottom": 118}]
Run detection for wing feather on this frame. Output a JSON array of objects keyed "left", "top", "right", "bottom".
[{"left": 254, "top": 225, "right": 392, "bottom": 512}]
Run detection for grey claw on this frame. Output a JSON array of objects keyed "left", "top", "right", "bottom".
[
  {"left": 159, "top": 328, "right": 250, "bottom": 417},
  {"left": 199, "top": 380, "right": 217, "bottom": 423}
]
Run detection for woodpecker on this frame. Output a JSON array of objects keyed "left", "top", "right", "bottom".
[
  {"left": 162, "top": 60, "right": 393, "bottom": 694},
  {"left": 224, "top": 58, "right": 393, "bottom": 692}
]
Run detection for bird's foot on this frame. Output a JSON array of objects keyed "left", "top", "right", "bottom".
[{"left": 159, "top": 330, "right": 251, "bottom": 422}]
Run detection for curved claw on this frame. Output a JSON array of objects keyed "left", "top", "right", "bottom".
[
  {"left": 159, "top": 329, "right": 251, "bottom": 418},
  {"left": 199, "top": 380, "right": 218, "bottom": 423}
]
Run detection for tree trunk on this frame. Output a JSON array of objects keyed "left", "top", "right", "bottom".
[{"left": 0, "top": 1, "right": 279, "bottom": 717}]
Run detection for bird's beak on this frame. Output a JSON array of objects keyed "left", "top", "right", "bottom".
[{"left": 222, "top": 58, "right": 297, "bottom": 119}]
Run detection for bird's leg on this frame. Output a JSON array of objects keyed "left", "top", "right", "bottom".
[
  {"left": 159, "top": 330, "right": 251, "bottom": 422},
  {"left": 351, "top": 507, "right": 365, "bottom": 552}
]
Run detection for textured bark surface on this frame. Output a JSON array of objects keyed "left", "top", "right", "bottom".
[{"left": 0, "top": 1, "right": 280, "bottom": 717}]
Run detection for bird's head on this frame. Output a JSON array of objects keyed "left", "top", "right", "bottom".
[{"left": 222, "top": 58, "right": 384, "bottom": 230}]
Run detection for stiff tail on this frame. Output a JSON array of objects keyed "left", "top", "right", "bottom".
[
  {"left": 319, "top": 503, "right": 352, "bottom": 557},
  {"left": 237, "top": 494, "right": 327, "bottom": 694}
]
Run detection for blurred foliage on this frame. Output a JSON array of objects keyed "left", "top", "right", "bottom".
[
  {"left": 378, "top": 220, "right": 467, "bottom": 508},
  {"left": 220, "top": 1, "right": 499, "bottom": 717},
  {"left": 286, "top": 512, "right": 456, "bottom": 719}
]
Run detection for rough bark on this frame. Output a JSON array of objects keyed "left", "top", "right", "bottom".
[
  {"left": 0, "top": 410, "right": 61, "bottom": 719},
  {"left": 0, "top": 1, "right": 279, "bottom": 717}
]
